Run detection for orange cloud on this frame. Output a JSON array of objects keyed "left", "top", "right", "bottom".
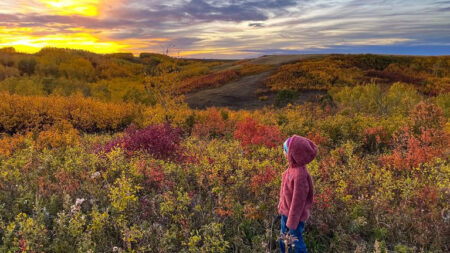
[{"left": 40, "top": 0, "right": 99, "bottom": 16}]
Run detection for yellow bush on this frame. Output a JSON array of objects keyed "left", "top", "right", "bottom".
[
  {"left": 0, "top": 133, "right": 31, "bottom": 157},
  {"left": 35, "top": 120, "right": 80, "bottom": 150},
  {"left": 0, "top": 92, "right": 142, "bottom": 133}
]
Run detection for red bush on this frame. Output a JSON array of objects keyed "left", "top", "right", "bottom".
[
  {"left": 98, "top": 124, "right": 182, "bottom": 160},
  {"left": 234, "top": 117, "right": 285, "bottom": 148},
  {"left": 380, "top": 102, "right": 448, "bottom": 170},
  {"left": 380, "top": 126, "right": 446, "bottom": 170},
  {"left": 250, "top": 166, "right": 277, "bottom": 194},
  {"left": 409, "top": 101, "right": 446, "bottom": 133},
  {"left": 136, "top": 160, "right": 166, "bottom": 190},
  {"left": 314, "top": 187, "right": 332, "bottom": 210},
  {"left": 362, "top": 126, "right": 390, "bottom": 153},
  {"left": 192, "top": 108, "right": 227, "bottom": 138}
]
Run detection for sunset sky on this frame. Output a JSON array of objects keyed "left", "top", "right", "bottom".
[{"left": 1, "top": 0, "right": 449, "bottom": 58}]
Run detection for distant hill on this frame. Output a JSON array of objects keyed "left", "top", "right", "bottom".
[
  {"left": 185, "top": 54, "right": 449, "bottom": 109},
  {"left": 0, "top": 47, "right": 448, "bottom": 109}
]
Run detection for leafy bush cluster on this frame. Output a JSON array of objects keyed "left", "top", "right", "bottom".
[
  {"left": 266, "top": 54, "right": 450, "bottom": 95},
  {"left": 0, "top": 88, "right": 448, "bottom": 252},
  {"left": 177, "top": 70, "right": 239, "bottom": 93},
  {"left": 0, "top": 48, "right": 224, "bottom": 104},
  {"left": 0, "top": 92, "right": 142, "bottom": 133},
  {"left": 96, "top": 124, "right": 182, "bottom": 160}
]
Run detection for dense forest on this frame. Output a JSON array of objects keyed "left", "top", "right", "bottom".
[{"left": 0, "top": 47, "right": 448, "bottom": 252}]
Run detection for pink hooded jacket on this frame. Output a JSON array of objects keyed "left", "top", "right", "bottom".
[{"left": 278, "top": 135, "right": 317, "bottom": 230}]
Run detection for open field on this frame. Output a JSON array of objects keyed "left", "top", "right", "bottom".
[{"left": 0, "top": 48, "right": 449, "bottom": 252}]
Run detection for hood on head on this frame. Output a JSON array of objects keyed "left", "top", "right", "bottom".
[{"left": 287, "top": 135, "right": 318, "bottom": 168}]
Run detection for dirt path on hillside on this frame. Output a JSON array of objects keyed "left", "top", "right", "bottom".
[
  {"left": 184, "top": 72, "right": 271, "bottom": 109},
  {"left": 184, "top": 71, "right": 326, "bottom": 110},
  {"left": 184, "top": 54, "right": 327, "bottom": 110}
]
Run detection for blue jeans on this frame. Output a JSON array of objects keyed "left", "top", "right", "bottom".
[{"left": 279, "top": 215, "right": 307, "bottom": 253}]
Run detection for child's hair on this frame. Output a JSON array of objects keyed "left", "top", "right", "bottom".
[{"left": 283, "top": 137, "right": 292, "bottom": 154}]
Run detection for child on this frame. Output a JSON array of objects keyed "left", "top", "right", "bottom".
[{"left": 278, "top": 135, "right": 317, "bottom": 253}]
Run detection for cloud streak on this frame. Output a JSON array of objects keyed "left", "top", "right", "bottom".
[{"left": 0, "top": 0, "right": 449, "bottom": 58}]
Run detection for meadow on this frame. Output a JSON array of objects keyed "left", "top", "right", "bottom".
[{"left": 0, "top": 47, "right": 449, "bottom": 252}]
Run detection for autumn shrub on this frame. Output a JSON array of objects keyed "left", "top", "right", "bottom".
[
  {"left": 330, "top": 82, "right": 421, "bottom": 115},
  {"left": 250, "top": 166, "right": 278, "bottom": 195},
  {"left": 135, "top": 160, "right": 167, "bottom": 192},
  {"left": 0, "top": 133, "right": 31, "bottom": 157},
  {"left": 1, "top": 213, "right": 49, "bottom": 252},
  {"left": 234, "top": 117, "right": 285, "bottom": 149},
  {"left": 409, "top": 101, "right": 447, "bottom": 134},
  {"left": 237, "top": 63, "right": 272, "bottom": 76},
  {"left": 99, "top": 124, "right": 182, "bottom": 160},
  {"left": 306, "top": 130, "right": 330, "bottom": 156},
  {"left": 434, "top": 92, "right": 450, "bottom": 118},
  {"left": 0, "top": 102, "right": 448, "bottom": 252},
  {"left": 423, "top": 77, "right": 450, "bottom": 95},
  {"left": 177, "top": 70, "right": 239, "bottom": 93},
  {"left": 267, "top": 55, "right": 450, "bottom": 94},
  {"left": 361, "top": 126, "right": 390, "bottom": 153},
  {"left": 266, "top": 55, "right": 365, "bottom": 90},
  {"left": 317, "top": 114, "right": 375, "bottom": 145},
  {"left": 0, "top": 92, "right": 141, "bottom": 133},
  {"left": 380, "top": 102, "right": 448, "bottom": 170},
  {"left": 192, "top": 108, "right": 231, "bottom": 138},
  {"left": 368, "top": 63, "right": 424, "bottom": 85},
  {"left": 35, "top": 120, "right": 80, "bottom": 150},
  {"left": 379, "top": 126, "right": 439, "bottom": 170}
]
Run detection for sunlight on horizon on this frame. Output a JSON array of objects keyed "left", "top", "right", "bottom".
[{"left": 0, "top": 27, "right": 128, "bottom": 54}]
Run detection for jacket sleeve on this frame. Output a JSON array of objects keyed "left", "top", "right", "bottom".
[{"left": 286, "top": 174, "right": 309, "bottom": 230}]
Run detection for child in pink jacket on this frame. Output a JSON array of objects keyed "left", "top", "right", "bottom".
[{"left": 278, "top": 135, "right": 317, "bottom": 253}]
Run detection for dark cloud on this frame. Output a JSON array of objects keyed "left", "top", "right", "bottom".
[
  {"left": 182, "top": 0, "right": 267, "bottom": 22},
  {"left": 249, "top": 23, "right": 264, "bottom": 27}
]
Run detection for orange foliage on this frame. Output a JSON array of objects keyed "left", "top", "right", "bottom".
[
  {"left": 250, "top": 166, "right": 277, "bottom": 194},
  {"left": 38, "top": 170, "right": 81, "bottom": 197},
  {"left": 243, "top": 203, "right": 262, "bottom": 220},
  {"left": 380, "top": 125, "right": 448, "bottom": 170},
  {"left": 177, "top": 70, "right": 239, "bottom": 93},
  {"left": 234, "top": 117, "right": 285, "bottom": 148},
  {"left": 136, "top": 160, "right": 166, "bottom": 191},
  {"left": 409, "top": 101, "right": 447, "bottom": 133},
  {"left": 306, "top": 131, "right": 329, "bottom": 146},
  {"left": 266, "top": 56, "right": 365, "bottom": 90},
  {"left": 362, "top": 126, "right": 390, "bottom": 153},
  {"left": 214, "top": 195, "right": 233, "bottom": 217},
  {"left": 381, "top": 103, "right": 448, "bottom": 170},
  {"left": 266, "top": 55, "right": 450, "bottom": 92},
  {"left": 313, "top": 187, "right": 332, "bottom": 210},
  {"left": 35, "top": 120, "right": 80, "bottom": 150},
  {"left": 0, "top": 133, "right": 30, "bottom": 157},
  {"left": 0, "top": 92, "right": 141, "bottom": 133},
  {"left": 192, "top": 108, "right": 228, "bottom": 138}
]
